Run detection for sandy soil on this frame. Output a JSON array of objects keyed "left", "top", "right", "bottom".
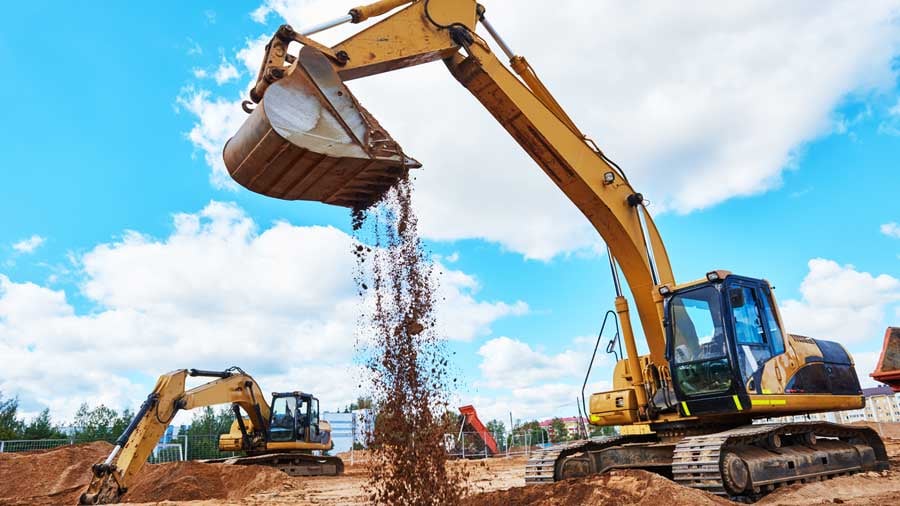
[{"left": 3, "top": 425, "right": 899, "bottom": 505}]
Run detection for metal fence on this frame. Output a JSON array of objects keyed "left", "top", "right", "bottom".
[
  {"left": 445, "top": 429, "right": 555, "bottom": 459},
  {"left": 0, "top": 434, "right": 230, "bottom": 464},
  {"left": 0, "top": 439, "right": 71, "bottom": 453}
]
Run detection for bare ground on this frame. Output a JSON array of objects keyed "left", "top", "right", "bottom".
[{"left": 2, "top": 425, "right": 899, "bottom": 505}]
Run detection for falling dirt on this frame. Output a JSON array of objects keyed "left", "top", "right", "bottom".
[{"left": 351, "top": 174, "right": 465, "bottom": 505}]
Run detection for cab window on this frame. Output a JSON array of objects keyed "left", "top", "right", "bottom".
[
  {"left": 297, "top": 397, "right": 310, "bottom": 435},
  {"left": 270, "top": 397, "right": 296, "bottom": 442},
  {"left": 670, "top": 286, "right": 726, "bottom": 363},
  {"left": 669, "top": 286, "right": 732, "bottom": 396},
  {"left": 730, "top": 286, "right": 773, "bottom": 384},
  {"left": 760, "top": 289, "right": 785, "bottom": 355}
]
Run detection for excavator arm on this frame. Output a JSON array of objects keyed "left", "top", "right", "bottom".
[
  {"left": 79, "top": 368, "right": 270, "bottom": 505},
  {"left": 224, "top": 0, "right": 674, "bottom": 411}
]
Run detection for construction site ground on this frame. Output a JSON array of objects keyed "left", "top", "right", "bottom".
[{"left": 2, "top": 423, "right": 898, "bottom": 505}]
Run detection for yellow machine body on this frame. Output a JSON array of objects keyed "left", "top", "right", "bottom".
[
  {"left": 222, "top": 0, "right": 891, "bottom": 496},
  {"left": 80, "top": 368, "right": 338, "bottom": 505}
]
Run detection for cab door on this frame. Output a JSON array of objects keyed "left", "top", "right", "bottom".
[
  {"left": 667, "top": 284, "right": 748, "bottom": 416},
  {"left": 727, "top": 280, "right": 786, "bottom": 394}
]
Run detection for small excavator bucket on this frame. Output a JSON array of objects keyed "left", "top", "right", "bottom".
[
  {"left": 223, "top": 46, "right": 419, "bottom": 209},
  {"left": 872, "top": 327, "right": 900, "bottom": 392}
]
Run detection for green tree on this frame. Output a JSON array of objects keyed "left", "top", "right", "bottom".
[
  {"left": 71, "top": 403, "right": 123, "bottom": 443},
  {"left": 186, "top": 406, "right": 234, "bottom": 436},
  {"left": 22, "top": 408, "right": 67, "bottom": 440},
  {"left": 343, "top": 397, "right": 374, "bottom": 412},
  {"left": 485, "top": 419, "right": 505, "bottom": 435},
  {"left": 514, "top": 420, "right": 547, "bottom": 446},
  {"left": 485, "top": 419, "right": 506, "bottom": 451},
  {"left": 590, "top": 425, "right": 617, "bottom": 438},
  {"left": 0, "top": 393, "right": 24, "bottom": 440},
  {"left": 549, "top": 418, "right": 568, "bottom": 443}
]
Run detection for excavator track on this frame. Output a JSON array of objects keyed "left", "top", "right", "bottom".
[
  {"left": 211, "top": 452, "right": 344, "bottom": 477},
  {"left": 525, "top": 436, "right": 625, "bottom": 483},
  {"left": 672, "top": 422, "right": 888, "bottom": 499}
]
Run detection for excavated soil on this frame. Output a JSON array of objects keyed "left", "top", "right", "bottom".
[
  {"left": 124, "top": 461, "right": 294, "bottom": 503},
  {"left": 1, "top": 436, "right": 900, "bottom": 505},
  {"left": 467, "top": 469, "right": 732, "bottom": 506},
  {"left": 0, "top": 441, "right": 293, "bottom": 505},
  {"left": 0, "top": 441, "right": 112, "bottom": 505}
]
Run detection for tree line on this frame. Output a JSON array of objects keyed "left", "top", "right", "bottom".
[{"left": 0, "top": 391, "right": 242, "bottom": 442}]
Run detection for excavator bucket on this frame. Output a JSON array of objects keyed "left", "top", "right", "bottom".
[
  {"left": 223, "top": 46, "right": 419, "bottom": 209},
  {"left": 872, "top": 327, "right": 900, "bottom": 392}
]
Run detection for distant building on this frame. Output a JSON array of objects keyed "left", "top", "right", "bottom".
[
  {"left": 321, "top": 409, "right": 372, "bottom": 454},
  {"left": 539, "top": 417, "right": 586, "bottom": 439},
  {"left": 768, "top": 385, "right": 900, "bottom": 424}
]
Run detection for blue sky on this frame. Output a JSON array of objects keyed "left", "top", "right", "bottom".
[{"left": 1, "top": 1, "right": 899, "bottom": 425}]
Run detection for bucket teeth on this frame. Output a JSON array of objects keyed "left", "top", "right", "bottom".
[{"left": 224, "top": 46, "right": 418, "bottom": 209}]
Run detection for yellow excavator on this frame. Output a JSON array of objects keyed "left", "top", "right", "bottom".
[
  {"left": 79, "top": 367, "right": 342, "bottom": 505},
  {"left": 222, "top": 0, "right": 889, "bottom": 499}
]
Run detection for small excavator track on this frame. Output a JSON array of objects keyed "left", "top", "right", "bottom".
[
  {"left": 672, "top": 422, "right": 888, "bottom": 499},
  {"left": 211, "top": 453, "right": 344, "bottom": 477},
  {"left": 525, "top": 436, "right": 624, "bottom": 483}
]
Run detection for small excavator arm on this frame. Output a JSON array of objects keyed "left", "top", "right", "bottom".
[{"left": 79, "top": 368, "right": 270, "bottom": 505}]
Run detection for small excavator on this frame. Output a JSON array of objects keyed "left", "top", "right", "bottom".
[
  {"left": 79, "top": 367, "right": 343, "bottom": 505},
  {"left": 222, "top": 0, "right": 891, "bottom": 499}
]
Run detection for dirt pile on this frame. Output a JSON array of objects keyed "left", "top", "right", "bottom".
[
  {"left": 468, "top": 469, "right": 731, "bottom": 506},
  {"left": 0, "top": 441, "right": 113, "bottom": 505},
  {"left": 757, "top": 470, "right": 900, "bottom": 505},
  {"left": 352, "top": 175, "right": 464, "bottom": 505},
  {"left": 125, "top": 460, "right": 293, "bottom": 502},
  {"left": 0, "top": 442, "right": 293, "bottom": 505},
  {"left": 851, "top": 420, "right": 900, "bottom": 440}
]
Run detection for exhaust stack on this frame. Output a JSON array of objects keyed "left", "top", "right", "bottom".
[{"left": 223, "top": 46, "right": 418, "bottom": 209}]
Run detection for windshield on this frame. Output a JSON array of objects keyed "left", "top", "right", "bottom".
[
  {"left": 270, "top": 396, "right": 296, "bottom": 442},
  {"left": 669, "top": 286, "right": 733, "bottom": 396},
  {"left": 670, "top": 286, "right": 726, "bottom": 363}
]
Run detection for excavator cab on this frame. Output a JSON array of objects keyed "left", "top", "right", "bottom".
[
  {"left": 666, "top": 274, "right": 790, "bottom": 416},
  {"left": 266, "top": 392, "right": 327, "bottom": 446}
]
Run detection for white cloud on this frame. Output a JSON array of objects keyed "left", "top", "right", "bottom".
[
  {"left": 436, "top": 268, "right": 527, "bottom": 341},
  {"left": 12, "top": 235, "right": 45, "bottom": 254},
  {"left": 192, "top": 68, "right": 208, "bottom": 79},
  {"left": 186, "top": 38, "right": 203, "bottom": 56},
  {"left": 477, "top": 336, "right": 598, "bottom": 389},
  {"left": 176, "top": 88, "right": 248, "bottom": 189},
  {"left": 185, "top": 1, "right": 900, "bottom": 260},
  {"left": 882, "top": 222, "right": 900, "bottom": 238},
  {"left": 0, "top": 201, "right": 522, "bottom": 420},
  {"left": 780, "top": 258, "right": 900, "bottom": 345},
  {"left": 880, "top": 99, "right": 900, "bottom": 135},
  {"left": 214, "top": 60, "right": 240, "bottom": 85}
]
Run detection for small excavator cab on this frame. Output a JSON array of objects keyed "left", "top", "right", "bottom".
[
  {"left": 665, "top": 275, "right": 789, "bottom": 416},
  {"left": 267, "top": 392, "right": 321, "bottom": 444}
]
